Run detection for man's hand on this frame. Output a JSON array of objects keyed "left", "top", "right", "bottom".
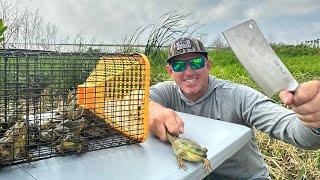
[
  {"left": 148, "top": 100, "right": 184, "bottom": 141},
  {"left": 279, "top": 80, "right": 320, "bottom": 129}
]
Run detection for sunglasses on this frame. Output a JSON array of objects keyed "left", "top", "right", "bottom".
[{"left": 170, "top": 57, "right": 206, "bottom": 72}]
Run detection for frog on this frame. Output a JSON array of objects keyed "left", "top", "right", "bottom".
[
  {"left": 0, "top": 121, "right": 28, "bottom": 162},
  {"left": 166, "top": 131, "right": 212, "bottom": 174}
]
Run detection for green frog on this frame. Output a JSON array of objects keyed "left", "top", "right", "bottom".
[
  {"left": 167, "top": 131, "right": 212, "bottom": 174},
  {"left": 0, "top": 121, "right": 27, "bottom": 161},
  {"left": 55, "top": 133, "right": 87, "bottom": 154}
]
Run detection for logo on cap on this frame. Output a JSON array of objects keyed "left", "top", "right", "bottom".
[{"left": 175, "top": 39, "right": 192, "bottom": 51}]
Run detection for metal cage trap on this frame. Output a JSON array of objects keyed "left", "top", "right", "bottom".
[{"left": 0, "top": 49, "right": 150, "bottom": 167}]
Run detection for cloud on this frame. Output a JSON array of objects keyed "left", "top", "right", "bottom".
[
  {"left": 245, "top": 0, "right": 320, "bottom": 19},
  {"left": 20, "top": 0, "right": 320, "bottom": 44}
]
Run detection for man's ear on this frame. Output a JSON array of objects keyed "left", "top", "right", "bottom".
[
  {"left": 206, "top": 59, "right": 212, "bottom": 71},
  {"left": 165, "top": 64, "right": 173, "bottom": 76}
]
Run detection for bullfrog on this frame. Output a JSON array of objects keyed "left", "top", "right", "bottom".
[
  {"left": 0, "top": 121, "right": 27, "bottom": 161},
  {"left": 166, "top": 131, "right": 212, "bottom": 174},
  {"left": 55, "top": 133, "right": 87, "bottom": 154}
]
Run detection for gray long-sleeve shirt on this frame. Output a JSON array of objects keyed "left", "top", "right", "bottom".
[{"left": 149, "top": 75, "right": 320, "bottom": 179}]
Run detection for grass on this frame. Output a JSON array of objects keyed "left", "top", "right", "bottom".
[{"left": 149, "top": 46, "right": 320, "bottom": 179}]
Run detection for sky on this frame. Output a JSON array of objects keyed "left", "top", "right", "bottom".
[{"left": 21, "top": 0, "right": 320, "bottom": 46}]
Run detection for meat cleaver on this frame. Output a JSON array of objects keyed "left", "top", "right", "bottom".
[{"left": 222, "top": 19, "right": 299, "bottom": 97}]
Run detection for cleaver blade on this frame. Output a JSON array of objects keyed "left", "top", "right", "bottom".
[{"left": 222, "top": 19, "right": 299, "bottom": 97}]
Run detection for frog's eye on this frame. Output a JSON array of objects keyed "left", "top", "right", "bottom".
[{"left": 3, "top": 144, "right": 12, "bottom": 149}]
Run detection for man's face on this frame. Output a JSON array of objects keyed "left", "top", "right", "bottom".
[{"left": 166, "top": 52, "right": 212, "bottom": 101}]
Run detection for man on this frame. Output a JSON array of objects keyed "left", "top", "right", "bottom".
[{"left": 148, "top": 37, "right": 320, "bottom": 179}]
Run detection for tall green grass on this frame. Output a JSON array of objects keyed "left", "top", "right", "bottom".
[{"left": 149, "top": 46, "right": 320, "bottom": 179}]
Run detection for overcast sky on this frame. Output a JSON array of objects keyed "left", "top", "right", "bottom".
[{"left": 21, "top": 0, "right": 320, "bottom": 45}]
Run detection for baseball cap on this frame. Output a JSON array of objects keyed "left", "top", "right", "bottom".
[{"left": 167, "top": 37, "right": 208, "bottom": 63}]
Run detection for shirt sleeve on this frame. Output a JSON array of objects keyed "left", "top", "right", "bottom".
[
  {"left": 149, "top": 81, "right": 174, "bottom": 108},
  {"left": 233, "top": 84, "right": 320, "bottom": 150}
]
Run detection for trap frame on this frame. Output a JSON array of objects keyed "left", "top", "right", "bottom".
[{"left": 0, "top": 49, "right": 150, "bottom": 166}]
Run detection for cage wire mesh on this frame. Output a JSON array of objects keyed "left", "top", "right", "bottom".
[{"left": 0, "top": 49, "right": 150, "bottom": 167}]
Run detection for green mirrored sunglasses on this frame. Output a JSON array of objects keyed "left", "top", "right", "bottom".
[{"left": 170, "top": 57, "right": 206, "bottom": 72}]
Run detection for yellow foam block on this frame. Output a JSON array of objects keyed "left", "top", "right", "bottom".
[{"left": 77, "top": 53, "right": 150, "bottom": 142}]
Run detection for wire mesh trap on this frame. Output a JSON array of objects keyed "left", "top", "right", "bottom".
[{"left": 0, "top": 49, "right": 150, "bottom": 167}]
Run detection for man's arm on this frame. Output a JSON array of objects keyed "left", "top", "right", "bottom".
[
  {"left": 148, "top": 100, "right": 184, "bottom": 141},
  {"left": 233, "top": 84, "right": 320, "bottom": 149}
]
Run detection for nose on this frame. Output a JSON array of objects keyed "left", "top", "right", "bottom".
[{"left": 184, "top": 64, "right": 194, "bottom": 75}]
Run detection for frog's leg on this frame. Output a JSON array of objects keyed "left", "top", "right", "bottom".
[
  {"left": 176, "top": 149, "right": 187, "bottom": 170},
  {"left": 202, "top": 158, "right": 212, "bottom": 174}
]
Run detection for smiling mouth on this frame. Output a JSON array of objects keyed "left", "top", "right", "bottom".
[{"left": 183, "top": 78, "right": 197, "bottom": 83}]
